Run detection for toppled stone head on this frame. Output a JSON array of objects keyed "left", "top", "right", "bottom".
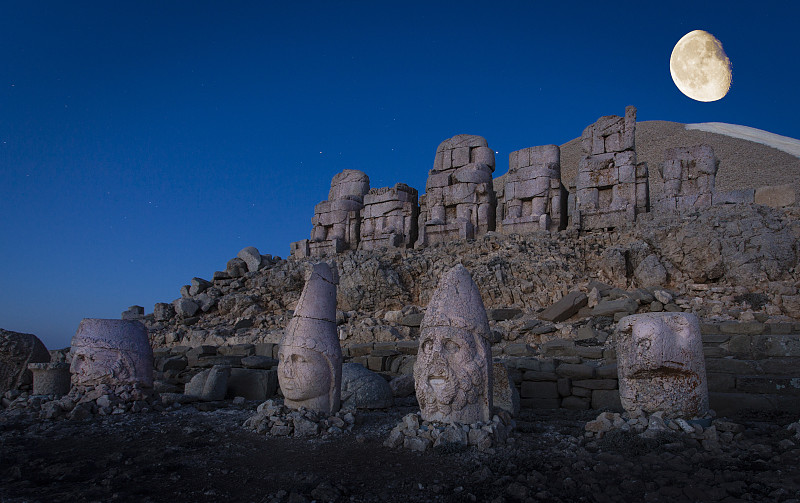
[
  {"left": 278, "top": 262, "right": 343, "bottom": 414},
  {"left": 70, "top": 319, "right": 154, "bottom": 388},
  {"left": 414, "top": 265, "right": 493, "bottom": 423},
  {"left": 616, "top": 312, "right": 708, "bottom": 417}
]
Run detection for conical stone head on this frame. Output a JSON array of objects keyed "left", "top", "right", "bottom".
[
  {"left": 278, "top": 262, "right": 342, "bottom": 414},
  {"left": 414, "top": 264, "right": 493, "bottom": 423}
]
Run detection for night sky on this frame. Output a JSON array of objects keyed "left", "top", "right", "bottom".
[{"left": 2, "top": 1, "right": 799, "bottom": 350}]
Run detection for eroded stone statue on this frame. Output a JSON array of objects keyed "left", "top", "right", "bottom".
[
  {"left": 616, "top": 312, "right": 708, "bottom": 417},
  {"left": 278, "top": 262, "right": 342, "bottom": 414},
  {"left": 70, "top": 318, "right": 154, "bottom": 388},
  {"left": 414, "top": 264, "right": 493, "bottom": 423}
]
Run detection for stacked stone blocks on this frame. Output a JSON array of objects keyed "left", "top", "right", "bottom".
[
  {"left": 653, "top": 144, "right": 719, "bottom": 212},
  {"left": 501, "top": 144, "right": 567, "bottom": 233},
  {"left": 575, "top": 106, "right": 649, "bottom": 230},
  {"left": 359, "top": 183, "right": 419, "bottom": 251},
  {"left": 416, "top": 134, "right": 496, "bottom": 247},
  {"left": 307, "top": 170, "right": 370, "bottom": 258}
]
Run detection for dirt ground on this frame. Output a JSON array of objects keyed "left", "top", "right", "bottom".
[{"left": 1, "top": 402, "right": 798, "bottom": 503}]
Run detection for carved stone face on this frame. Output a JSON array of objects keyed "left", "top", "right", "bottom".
[
  {"left": 616, "top": 312, "right": 708, "bottom": 417},
  {"left": 70, "top": 319, "right": 153, "bottom": 388},
  {"left": 414, "top": 325, "right": 488, "bottom": 423},
  {"left": 278, "top": 345, "right": 331, "bottom": 406}
]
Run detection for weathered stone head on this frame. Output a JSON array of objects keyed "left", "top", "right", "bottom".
[
  {"left": 278, "top": 262, "right": 342, "bottom": 414},
  {"left": 414, "top": 265, "right": 493, "bottom": 423},
  {"left": 616, "top": 312, "right": 708, "bottom": 417},
  {"left": 70, "top": 319, "right": 153, "bottom": 388}
]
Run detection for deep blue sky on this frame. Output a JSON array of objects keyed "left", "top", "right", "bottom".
[{"left": 2, "top": 1, "right": 798, "bottom": 350}]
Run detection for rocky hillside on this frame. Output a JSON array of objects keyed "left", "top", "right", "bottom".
[{"left": 140, "top": 203, "right": 800, "bottom": 352}]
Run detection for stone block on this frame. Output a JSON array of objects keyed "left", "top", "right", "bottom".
[
  {"left": 227, "top": 368, "right": 278, "bottom": 400},
  {"left": 522, "top": 370, "right": 558, "bottom": 381},
  {"left": 755, "top": 184, "right": 796, "bottom": 208},
  {"left": 571, "top": 379, "right": 617, "bottom": 390},
  {"left": 707, "top": 372, "right": 736, "bottom": 392},
  {"left": 348, "top": 343, "right": 374, "bottom": 358},
  {"left": 557, "top": 377, "right": 571, "bottom": 397},
  {"left": 520, "top": 381, "right": 559, "bottom": 399},
  {"left": 709, "top": 392, "right": 800, "bottom": 415},
  {"left": 539, "top": 291, "right": 588, "bottom": 322},
  {"left": 488, "top": 308, "right": 522, "bottom": 321},
  {"left": 561, "top": 396, "right": 590, "bottom": 410},
  {"left": 504, "top": 343, "right": 533, "bottom": 356},
  {"left": 736, "top": 375, "right": 800, "bottom": 395},
  {"left": 556, "top": 363, "right": 595, "bottom": 379},
  {"left": 591, "top": 390, "right": 623, "bottom": 411},
  {"left": 520, "top": 398, "right": 560, "bottom": 409}
]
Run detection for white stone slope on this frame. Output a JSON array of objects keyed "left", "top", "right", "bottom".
[{"left": 685, "top": 122, "right": 800, "bottom": 158}]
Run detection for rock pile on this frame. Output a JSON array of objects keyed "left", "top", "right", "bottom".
[
  {"left": 383, "top": 410, "right": 515, "bottom": 452},
  {"left": 584, "top": 408, "right": 735, "bottom": 452},
  {"left": 243, "top": 399, "right": 357, "bottom": 438}
]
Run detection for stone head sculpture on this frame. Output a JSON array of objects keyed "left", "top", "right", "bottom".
[
  {"left": 616, "top": 312, "right": 708, "bottom": 417},
  {"left": 278, "top": 262, "right": 342, "bottom": 414},
  {"left": 70, "top": 318, "right": 153, "bottom": 388},
  {"left": 414, "top": 264, "right": 493, "bottom": 423}
]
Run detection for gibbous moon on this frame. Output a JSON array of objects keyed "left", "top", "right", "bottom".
[{"left": 670, "top": 30, "right": 732, "bottom": 102}]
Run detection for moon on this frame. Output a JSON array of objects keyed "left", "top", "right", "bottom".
[{"left": 670, "top": 30, "right": 731, "bottom": 102}]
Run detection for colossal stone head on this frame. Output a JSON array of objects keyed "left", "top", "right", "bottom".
[
  {"left": 414, "top": 265, "right": 493, "bottom": 423},
  {"left": 70, "top": 319, "right": 153, "bottom": 388},
  {"left": 616, "top": 312, "right": 708, "bottom": 417},
  {"left": 278, "top": 262, "right": 342, "bottom": 414}
]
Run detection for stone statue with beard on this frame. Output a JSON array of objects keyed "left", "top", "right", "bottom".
[{"left": 414, "top": 264, "right": 493, "bottom": 424}]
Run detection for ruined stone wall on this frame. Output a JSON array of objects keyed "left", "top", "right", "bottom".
[
  {"left": 575, "top": 106, "right": 649, "bottom": 230},
  {"left": 500, "top": 144, "right": 567, "bottom": 233},
  {"left": 652, "top": 144, "right": 718, "bottom": 213},
  {"left": 359, "top": 183, "right": 418, "bottom": 251}
]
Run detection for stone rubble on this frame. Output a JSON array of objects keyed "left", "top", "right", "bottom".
[
  {"left": 243, "top": 399, "right": 357, "bottom": 438},
  {"left": 383, "top": 410, "right": 515, "bottom": 453}
]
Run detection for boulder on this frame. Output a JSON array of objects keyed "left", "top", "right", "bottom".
[
  {"left": 173, "top": 298, "right": 199, "bottom": 318},
  {"left": 237, "top": 246, "right": 263, "bottom": 272},
  {"left": 340, "top": 362, "right": 393, "bottom": 409},
  {"left": 0, "top": 329, "right": 50, "bottom": 395}
]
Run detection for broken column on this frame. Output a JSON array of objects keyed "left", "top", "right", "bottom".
[
  {"left": 359, "top": 183, "right": 419, "bottom": 250},
  {"left": 277, "top": 262, "right": 343, "bottom": 414},
  {"left": 70, "top": 319, "right": 154, "bottom": 389},
  {"left": 616, "top": 312, "right": 709, "bottom": 417},
  {"left": 575, "top": 106, "right": 649, "bottom": 230},
  {"left": 414, "top": 264, "right": 493, "bottom": 423},
  {"left": 652, "top": 144, "right": 719, "bottom": 213},
  {"left": 500, "top": 144, "right": 567, "bottom": 233},
  {"left": 298, "top": 170, "right": 370, "bottom": 258},
  {"left": 28, "top": 362, "right": 71, "bottom": 397},
  {"left": 416, "top": 135, "right": 496, "bottom": 247}
]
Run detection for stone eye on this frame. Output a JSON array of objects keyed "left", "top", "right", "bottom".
[
  {"left": 422, "top": 340, "right": 433, "bottom": 353},
  {"left": 444, "top": 340, "right": 459, "bottom": 352}
]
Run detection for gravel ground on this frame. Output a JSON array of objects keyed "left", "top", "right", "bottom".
[{"left": 2, "top": 402, "right": 798, "bottom": 503}]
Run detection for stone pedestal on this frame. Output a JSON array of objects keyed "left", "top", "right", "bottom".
[
  {"left": 616, "top": 312, "right": 708, "bottom": 417},
  {"left": 28, "top": 362, "right": 71, "bottom": 397}
]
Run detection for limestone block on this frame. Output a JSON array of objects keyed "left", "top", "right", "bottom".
[
  {"left": 414, "top": 265, "right": 493, "bottom": 423},
  {"left": 755, "top": 184, "right": 796, "bottom": 208},
  {"left": 539, "top": 291, "right": 588, "bottom": 322},
  {"left": 28, "top": 362, "right": 70, "bottom": 396},
  {"left": 616, "top": 313, "right": 708, "bottom": 417},
  {"left": 492, "top": 362, "right": 520, "bottom": 416},
  {"left": 328, "top": 170, "right": 370, "bottom": 202},
  {"left": 0, "top": 328, "right": 50, "bottom": 395},
  {"left": 340, "top": 362, "right": 393, "bottom": 409},
  {"left": 70, "top": 319, "right": 153, "bottom": 388},
  {"left": 278, "top": 263, "right": 343, "bottom": 414},
  {"left": 201, "top": 365, "right": 231, "bottom": 401},
  {"left": 237, "top": 246, "right": 263, "bottom": 272},
  {"left": 227, "top": 368, "right": 278, "bottom": 400}
]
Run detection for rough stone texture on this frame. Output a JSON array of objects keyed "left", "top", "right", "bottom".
[
  {"left": 340, "top": 362, "right": 393, "bottom": 409},
  {"left": 277, "top": 263, "right": 343, "bottom": 414},
  {"left": 651, "top": 144, "right": 718, "bottom": 213},
  {"left": 28, "top": 362, "right": 71, "bottom": 397},
  {"left": 237, "top": 246, "right": 263, "bottom": 272},
  {"left": 617, "top": 312, "right": 708, "bottom": 417},
  {"left": 359, "top": 183, "right": 419, "bottom": 251},
  {"left": 0, "top": 329, "right": 50, "bottom": 395},
  {"left": 226, "top": 368, "right": 278, "bottom": 401},
  {"left": 500, "top": 144, "right": 567, "bottom": 233},
  {"left": 70, "top": 319, "right": 153, "bottom": 388},
  {"left": 575, "top": 106, "right": 649, "bottom": 230},
  {"left": 201, "top": 365, "right": 231, "bottom": 401},
  {"left": 492, "top": 362, "right": 520, "bottom": 416},
  {"left": 755, "top": 183, "right": 796, "bottom": 208},
  {"left": 539, "top": 291, "right": 588, "bottom": 322},
  {"left": 416, "top": 135, "right": 496, "bottom": 247},
  {"left": 297, "top": 170, "right": 370, "bottom": 258},
  {"left": 414, "top": 265, "right": 493, "bottom": 423}
]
